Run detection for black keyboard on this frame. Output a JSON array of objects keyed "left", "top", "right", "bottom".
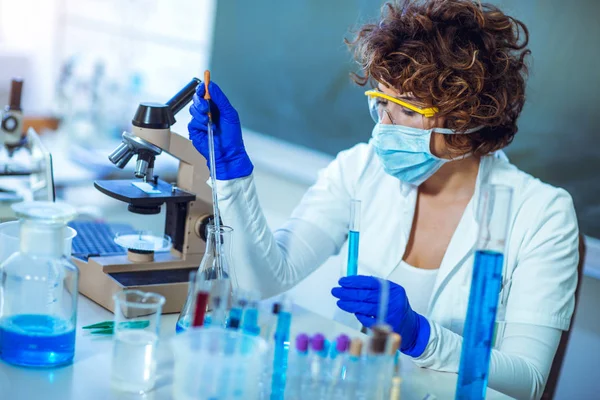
[{"left": 69, "top": 221, "right": 135, "bottom": 260}]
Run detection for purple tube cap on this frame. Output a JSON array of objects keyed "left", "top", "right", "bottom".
[
  {"left": 310, "top": 333, "right": 326, "bottom": 352},
  {"left": 296, "top": 334, "right": 309, "bottom": 352},
  {"left": 336, "top": 334, "right": 351, "bottom": 353}
]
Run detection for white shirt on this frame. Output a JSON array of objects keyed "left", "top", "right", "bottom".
[
  {"left": 388, "top": 261, "right": 438, "bottom": 316},
  {"left": 214, "top": 143, "right": 579, "bottom": 400}
]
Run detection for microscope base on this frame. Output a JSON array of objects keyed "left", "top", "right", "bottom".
[{"left": 73, "top": 252, "right": 203, "bottom": 314}]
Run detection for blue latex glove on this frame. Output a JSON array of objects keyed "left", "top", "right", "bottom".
[
  {"left": 188, "top": 81, "right": 253, "bottom": 180},
  {"left": 331, "top": 275, "right": 431, "bottom": 357}
]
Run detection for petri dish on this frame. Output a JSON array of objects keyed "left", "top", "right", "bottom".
[{"left": 114, "top": 231, "right": 171, "bottom": 253}]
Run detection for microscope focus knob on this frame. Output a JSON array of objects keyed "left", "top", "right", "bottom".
[{"left": 132, "top": 102, "right": 175, "bottom": 129}]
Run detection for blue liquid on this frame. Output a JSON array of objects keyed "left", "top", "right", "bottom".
[
  {"left": 176, "top": 317, "right": 190, "bottom": 334},
  {"left": 456, "top": 250, "right": 504, "bottom": 400},
  {"left": 270, "top": 311, "right": 292, "bottom": 400},
  {"left": 226, "top": 307, "right": 243, "bottom": 330},
  {"left": 347, "top": 230, "right": 360, "bottom": 276},
  {"left": 0, "top": 314, "right": 75, "bottom": 368},
  {"left": 242, "top": 308, "right": 260, "bottom": 336}
]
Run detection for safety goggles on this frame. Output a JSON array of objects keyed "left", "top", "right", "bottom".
[{"left": 365, "top": 90, "right": 439, "bottom": 123}]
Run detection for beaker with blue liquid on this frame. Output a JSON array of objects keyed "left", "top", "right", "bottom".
[{"left": 0, "top": 201, "right": 79, "bottom": 367}]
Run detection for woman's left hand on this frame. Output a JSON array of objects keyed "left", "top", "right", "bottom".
[{"left": 332, "top": 275, "right": 431, "bottom": 357}]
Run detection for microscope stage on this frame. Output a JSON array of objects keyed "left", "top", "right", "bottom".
[{"left": 95, "top": 178, "right": 195, "bottom": 205}]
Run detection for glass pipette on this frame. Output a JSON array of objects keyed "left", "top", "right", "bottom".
[
  {"left": 347, "top": 199, "right": 361, "bottom": 276},
  {"left": 203, "top": 70, "right": 223, "bottom": 278}
]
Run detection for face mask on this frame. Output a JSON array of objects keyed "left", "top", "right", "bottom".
[{"left": 371, "top": 123, "right": 483, "bottom": 186}]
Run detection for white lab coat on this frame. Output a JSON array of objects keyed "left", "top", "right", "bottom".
[
  {"left": 287, "top": 143, "right": 578, "bottom": 333},
  {"left": 214, "top": 141, "right": 579, "bottom": 392}
]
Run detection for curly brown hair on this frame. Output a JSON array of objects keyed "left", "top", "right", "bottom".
[{"left": 348, "top": 0, "right": 531, "bottom": 156}]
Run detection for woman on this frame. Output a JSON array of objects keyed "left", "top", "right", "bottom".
[{"left": 188, "top": 1, "right": 579, "bottom": 398}]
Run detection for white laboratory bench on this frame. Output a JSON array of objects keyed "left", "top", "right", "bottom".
[{"left": 0, "top": 295, "right": 512, "bottom": 400}]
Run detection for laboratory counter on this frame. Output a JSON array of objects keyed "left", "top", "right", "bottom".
[{"left": 0, "top": 294, "right": 512, "bottom": 400}]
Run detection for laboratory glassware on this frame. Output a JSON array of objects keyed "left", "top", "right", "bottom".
[
  {"left": 456, "top": 184, "right": 512, "bottom": 400},
  {"left": 110, "top": 290, "right": 165, "bottom": 394},
  {"left": 203, "top": 70, "right": 225, "bottom": 278},
  {"left": 176, "top": 271, "right": 211, "bottom": 333},
  {"left": 270, "top": 298, "right": 293, "bottom": 400},
  {"left": 0, "top": 201, "right": 79, "bottom": 367},
  {"left": 171, "top": 327, "right": 268, "bottom": 400},
  {"left": 0, "top": 220, "right": 77, "bottom": 263},
  {"left": 227, "top": 289, "right": 250, "bottom": 330},
  {"left": 177, "top": 224, "right": 236, "bottom": 332},
  {"left": 347, "top": 199, "right": 361, "bottom": 276},
  {"left": 241, "top": 290, "right": 261, "bottom": 336},
  {"left": 285, "top": 333, "right": 310, "bottom": 399}
]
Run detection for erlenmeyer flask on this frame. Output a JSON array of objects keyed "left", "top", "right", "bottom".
[{"left": 176, "top": 225, "right": 236, "bottom": 332}]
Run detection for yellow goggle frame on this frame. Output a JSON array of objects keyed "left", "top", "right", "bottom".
[{"left": 364, "top": 90, "right": 439, "bottom": 118}]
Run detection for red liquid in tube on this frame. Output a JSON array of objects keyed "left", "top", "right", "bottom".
[{"left": 192, "top": 291, "right": 210, "bottom": 327}]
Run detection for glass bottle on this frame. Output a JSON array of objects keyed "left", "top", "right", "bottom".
[
  {"left": 0, "top": 201, "right": 79, "bottom": 367},
  {"left": 176, "top": 225, "right": 236, "bottom": 332}
]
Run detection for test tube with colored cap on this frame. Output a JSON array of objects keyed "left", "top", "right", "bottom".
[
  {"left": 296, "top": 333, "right": 310, "bottom": 353},
  {"left": 270, "top": 299, "right": 292, "bottom": 400},
  {"left": 349, "top": 338, "right": 363, "bottom": 358},
  {"left": 346, "top": 199, "right": 361, "bottom": 276},
  {"left": 308, "top": 333, "right": 328, "bottom": 399},
  {"left": 342, "top": 338, "right": 363, "bottom": 397},
  {"left": 368, "top": 325, "right": 392, "bottom": 399},
  {"left": 285, "top": 334, "right": 310, "bottom": 399},
  {"left": 329, "top": 334, "right": 351, "bottom": 394},
  {"left": 311, "top": 333, "right": 326, "bottom": 354},
  {"left": 336, "top": 334, "right": 351, "bottom": 354}
]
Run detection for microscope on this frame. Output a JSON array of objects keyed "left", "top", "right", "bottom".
[
  {"left": 74, "top": 78, "right": 215, "bottom": 313},
  {"left": 0, "top": 78, "right": 54, "bottom": 217},
  {"left": 1, "top": 78, "right": 25, "bottom": 150}
]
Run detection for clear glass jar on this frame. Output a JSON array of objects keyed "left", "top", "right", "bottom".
[
  {"left": 176, "top": 225, "right": 236, "bottom": 332},
  {"left": 0, "top": 201, "right": 79, "bottom": 367}
]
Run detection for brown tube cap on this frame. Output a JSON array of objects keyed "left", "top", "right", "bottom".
[
  {"left": 349, "top": 337, "right": 363, "bottom": 357},
  {"left": 369, "top": 325, "right": 391, "bottom": 354}
]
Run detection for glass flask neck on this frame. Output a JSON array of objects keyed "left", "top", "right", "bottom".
[
  {"left": 205, "top": 225, "right": 232, "bottom": 257},
  {"left": 19, "top": 220, "right": 64, "bottom": 257}
]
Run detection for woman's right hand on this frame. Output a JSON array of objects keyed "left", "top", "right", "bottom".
[{"left": 188, "top": 81, "right": 253, "bottom": 180}]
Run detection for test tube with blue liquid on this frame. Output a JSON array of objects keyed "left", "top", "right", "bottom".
[
  {"left": 241, "top": 291, "right": 261, "bottom": 336},
  {"left": 347, "top": 199, "right": 361, "bottom": 276},
  {"left": 227, "top": 289, "right": 248, "bottom": 330},
  {"left": 456, "top": 184, "right": 512, "bottom": 400},
  {"left": 270, "top": 298, "right": 292, "bottom": 400}
]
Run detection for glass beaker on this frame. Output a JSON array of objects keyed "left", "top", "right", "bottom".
[
  {"left": 0, "top": 201, "right": 79, "bottom": 368},
  {"left": 176, "top": 225, "right": 237, "bottom": 332},
  {"left": 110, "top": 290, "right": 165, "bottom": 394}
]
